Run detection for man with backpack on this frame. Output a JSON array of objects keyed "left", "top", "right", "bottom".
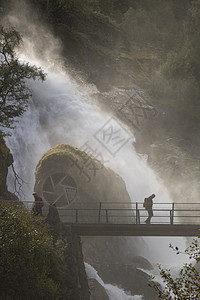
[
  {"left": 143, "top": 194, "right": 155, "bottom": 224},
  {"left": 32, "top": 192, "right": 44, "bottom": 217}
]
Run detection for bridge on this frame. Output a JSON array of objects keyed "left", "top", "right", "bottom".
[
  {"left": 3, "top": 200, "right": 200, "bottom": 237},
  {"left": 58, "top": 202, "right": 200, "bottom": 237}
]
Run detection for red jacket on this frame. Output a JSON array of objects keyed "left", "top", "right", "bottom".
[{"left": 34, "top": 195, "right": 44, "bottom": 208}]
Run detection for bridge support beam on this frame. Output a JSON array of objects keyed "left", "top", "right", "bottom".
[{"left": 69, "top": 224, "right": 200, "bottom": 237}]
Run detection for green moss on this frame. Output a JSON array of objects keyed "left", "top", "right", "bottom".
[
  {"left": 35, "top": 143, "right": 120, "bottom": 188},
  {"left": 37, "top": 143, "right": 103, "bottom": 172}
]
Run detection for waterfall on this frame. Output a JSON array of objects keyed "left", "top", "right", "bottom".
[{"left": 85, "top": 263, "right": 143, "bottom": 300}]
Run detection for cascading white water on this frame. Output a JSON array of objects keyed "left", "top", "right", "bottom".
[{"left": 85, "top": 263, "right": 142, "bottom": 300}]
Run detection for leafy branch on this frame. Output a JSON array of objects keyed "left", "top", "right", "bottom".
[
  {"left": 0, "top": 25, "right": 46, "bottom": 135},
  {"left": 150, "top": 238, "right": 200, "bottom": 299}
]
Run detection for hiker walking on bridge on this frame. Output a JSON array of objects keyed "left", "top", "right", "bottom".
[{"left": 143, "top": 194, "right": 155, "bottom": 224}]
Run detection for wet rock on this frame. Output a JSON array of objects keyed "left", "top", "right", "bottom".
[
  {"left": 88, "top": 279, "right": 109, "bottom": 300},
  {"left": 0, "top": 136, "right": 15, "bottom": 200}
]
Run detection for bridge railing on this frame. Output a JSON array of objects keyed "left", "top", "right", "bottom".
[
  {"left": 1, "top": 200, "right": 200, "bottom": 225},
  {"left": 58, "top": 202, "right": 200, "bottom": 225}
]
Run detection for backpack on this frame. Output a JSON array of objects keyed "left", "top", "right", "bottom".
[{"left": 143, "top": 198, "right": 147, "bottom": 208}]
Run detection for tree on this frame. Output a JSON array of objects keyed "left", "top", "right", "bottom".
[
  {"left": 150, "top": 239, "right": 200, "bottom": 299},
  {"left": 0, "top": 25, "right": 45, "bottom": 135},
  {"left": 0, "top": 200, "right": 60, "bottom": 299},
  {"left": 0, "top": 199, "right": 73, "bottom": 299}
]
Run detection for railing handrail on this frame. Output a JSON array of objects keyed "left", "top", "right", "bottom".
[
  {"left": 1, "top": 199, "right": 200, "bottom": 226},
  {"left": 2, "top": 199, "right": 200, "bottom": 204}
]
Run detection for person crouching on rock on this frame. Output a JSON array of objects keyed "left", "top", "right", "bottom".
[
  {"left": 143, "top": 194, "right": 155, "bottom": 224},
  {"left": 32, "top": 192, "right": 44, "bottom": 217}
]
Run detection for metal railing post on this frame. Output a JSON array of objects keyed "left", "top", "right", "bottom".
[
  {"left": 106, "top": 209, "right": 108, "bottom": 223},
  {"left": 136, "top": 202, "right": 140, "bottom": 224},
  {"left": 98, "top": 202, "right": 102, "bottom": 224},
  {"left": 170, "top": 203, "right": 174, "bottom": 225},
  {"left": 136, "top": 202, "right": 138, "bottom": 224}
]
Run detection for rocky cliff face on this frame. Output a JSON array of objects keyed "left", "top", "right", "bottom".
[
  {"left": 34, "top": 143, "right": 156, "bottom": 299},
  {"left": 88, "top": 279, "right": 109, "bottom": 300},
  {"left": 38, "top": 199, "right": 91, "bottom": 300},
  {"left": 0, "top": 136, "right": 15, "bottom": 200}
]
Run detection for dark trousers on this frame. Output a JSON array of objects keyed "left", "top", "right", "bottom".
[{"left": 145, "top": 208, "right": 153, "bottom": 224}]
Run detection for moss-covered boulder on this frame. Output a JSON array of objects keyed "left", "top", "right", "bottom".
[{"left": 34, "top": 143, "right": 132, "bottom": 220}]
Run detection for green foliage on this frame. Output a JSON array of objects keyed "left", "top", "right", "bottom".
[
  {"left": 0, "top": 200, "right": 63, "bottom": 299},
  {"left": 0, "top": 25, "right": 45, "bottom": 135},
  {"left": 150, "top": 239, "right": 200, "bottom": 299}
]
